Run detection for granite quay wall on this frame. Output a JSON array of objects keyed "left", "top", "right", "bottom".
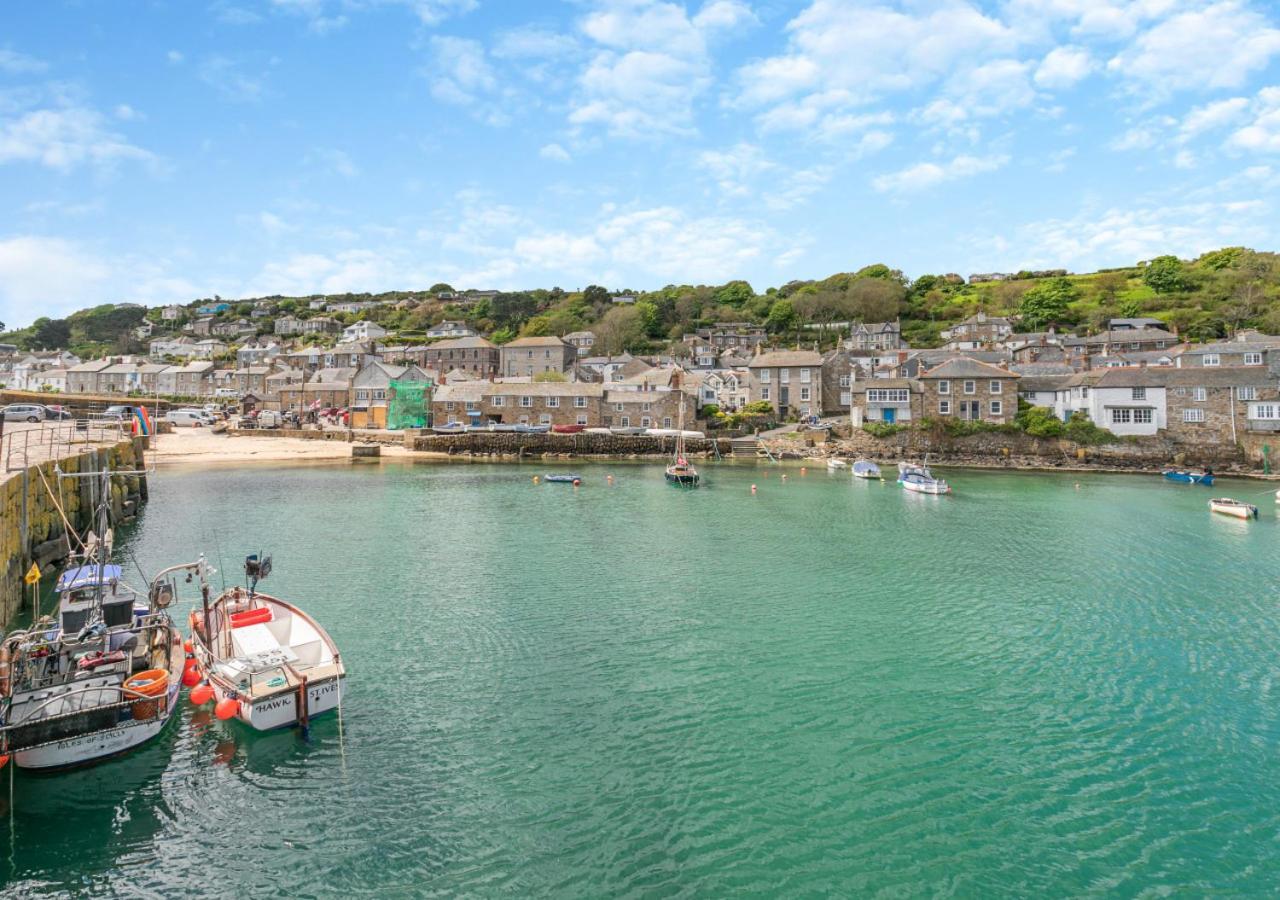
[
  {"left": 0, "top": 437, "right": 148, "bottom": 628},
  {"left": 409, "top": 431, "right": 734, "bottom": 458},
  {"left": 225, "top": 427, "right": 408, "bottom": 446}
]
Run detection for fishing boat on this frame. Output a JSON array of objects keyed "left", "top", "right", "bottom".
[
  {"left": 664, "top": 368, "right": 700, "bottom": 488},
  {"left": 1209, "top": 497, "right": 1258, "bottom": 519},
  {"left": 1163, "top": 469, "right": 1215, "bottom": 486},
  {"left": 826, "top": 458, "right": 848, "bottom": 470},
  {"left": 187, "top": 556, "right": 346, "bottom": 732},
  {"left": 515, "top": 423, "right": 551, "bottom": 434},
  {"left": 898, "top": 460, "right": 931, "bottom": 478},
  {"left": 899, "top": 470, "right": 951, "bottom": 494},
  {"left": 0, "top": 467, "right": 197, "bottom": 770},
  {"left": 852, "top": 460, "right": 882, "bottom": 480},
  {"left": 432, "top": 422, "right": 466, "bottom": 434},
  {"left": 543, "top": 473, "right": 582, "bottom": 484},
  {"left": 552, "top": 424, "right": 586, "bottom": 434}
]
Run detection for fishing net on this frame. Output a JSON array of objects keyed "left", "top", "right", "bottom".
[{"left": 386, "top": 379, "right": 431, "bottom": 430}]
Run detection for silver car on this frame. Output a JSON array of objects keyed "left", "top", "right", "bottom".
[{"left": 2, "top": 404, "right": 46, "bottom": 423}]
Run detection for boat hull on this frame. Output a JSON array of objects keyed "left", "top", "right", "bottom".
[
  {"left": 1164, "top": 470, "right": 1214, "bottom": 486},
  {"left": 665, "top": 471, "right": 700, "bottom": 487},
  {"left": 901, "top": 480, "right": 950, "bottom": 495},
  {"left": 208, "top": 675, "right": 346, "bottom": 731},
  {"left": 13, "top": 675, "right": 180, "bottom": 771},
  {"left": 1209, "top": 500, "right": 1258, "bottom": 519}
]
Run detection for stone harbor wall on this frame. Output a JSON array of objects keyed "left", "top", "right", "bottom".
[
  {"left": 409, "top": 431, "right": 734, "bottom": 458},
  {"left": 0, "top": 438, "right": 148, "bottom": 629}
]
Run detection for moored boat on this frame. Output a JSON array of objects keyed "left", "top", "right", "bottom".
[
  {"left": 852, "top": 460, "right": 882, "bottom": 480},
  {"left": 826, "top": 458, "right": 848, "bottom": 470},
  {"left": 899, "top": 470, "right": 950, "bottom": 494},
  {"left": 552, "top": 424, "right": 586, "bottom": 434},
  {"left": 544, "top": 473, "right": 582, "bottom": 484},
  {"left": 1209, "top": 497, "right": 1258, "bottom": 519},
  {"left": 187, "top": 556, "right": 346, "bottom": 732},
  {"left": 663, "top": 368, "right": 700, "bottom": 488},
  {"left": 432, "top": 422, "right": 465, "bottom": 434},
  {"left": 898, "top": 460, "right": 931, "bottom": 479},
  {"left": 1163, "top": 469, "right": 1215, "bottom": 486}
]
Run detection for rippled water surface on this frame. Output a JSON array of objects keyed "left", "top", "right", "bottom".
[{"left": 4, "top": 461, "right": 1280, "bottom": 896}]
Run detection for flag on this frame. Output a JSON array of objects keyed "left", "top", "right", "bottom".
[{"left": 23, "top": 562, "right": 40, "bottom": 585}]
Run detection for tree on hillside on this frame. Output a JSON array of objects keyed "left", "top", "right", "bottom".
[
  {"left": 429, "top": 283, "right": 455, "bottom": 294},
  {"left": 490, "top": 292, "right": 537, "bottom": 327},
  {"left": 765, "top": 299, "right": 797, "bottom": 333},
  {"left": 991, "top": 281, "right": 1030, "bottom": 313},
  {"left": 582, "top": 285, "right": 610, "bottom": 306},
  {"left": 1143, "top": 255, "right": 1189, "bottom": 294},
  {"left": 1093, "top": 271, "right": 1128, "bottom": 305},
  {"left": 595, "top": 305, "right": 644, "bottom": 355},
  {"left": 848, "top": 276, "right": 905, "bottom": 321},
  {"left": 1018, "top": 277, "right": 1078, "bottom": 330},
  {"left": 636, "top": 299, "right": 663, "bottom": 338},
  {"left": 1197, "top": 247, "right": 1245, "bottom": 271},
  {"left": 714, "top": 280, "right": 754, "bottom": 307},
  {"left": 31, "top": 317, "right": 71, "bottom": 349},
  {"left": 855, "top": 263, "right": 908, "bottom": 285},
  {"left": 793, "top": 290, "right": 855, "bottom": 329}
]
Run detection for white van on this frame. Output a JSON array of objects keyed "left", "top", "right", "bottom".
[
  {"left": 214, "top": 388, "right": 239, "bottom": 399},
  {"left": 165, "top": 409, "right": 206, "bottom": 427}
]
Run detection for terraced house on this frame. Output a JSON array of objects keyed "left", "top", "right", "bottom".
[
  {"left": 917, "top": 358, "right": 1019, "bottom": 424},
  {"left": 747, "top": 350, "right": 824, "bottom": 419},
  {"left": 499, "top": 336, "right": 576, "bottom": 378}
]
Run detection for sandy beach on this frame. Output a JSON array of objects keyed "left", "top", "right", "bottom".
[{"left": 148, "top": 427, "right": 412, "bottom": 466}]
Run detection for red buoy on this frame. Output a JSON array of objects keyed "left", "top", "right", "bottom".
[
  {"left": 183, "top": 640, "right": 193, "bottom": 654},
  {"left": 190, "top": 684, "right": 214, "bottom": 705},
  {"left": 183, "top": 656, "right": 198, "bottom": 671},
  {"left": 182, "top": 667, "right": 201, "bottom": 687},
  {"left": 215, "top": 697, "right": 239, "bottom": 721}
]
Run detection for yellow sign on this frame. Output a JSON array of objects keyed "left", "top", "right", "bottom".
[{"left": 23, "top": 562, "right": 40, "bottom": 585}]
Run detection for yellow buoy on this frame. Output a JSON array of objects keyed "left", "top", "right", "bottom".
[{"left": 532, "top": 476, "right": 540, "bottom": 484}]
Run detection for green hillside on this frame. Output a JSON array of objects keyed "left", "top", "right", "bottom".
[{"left": 4, "top": 248, "right": 1278, "bottom": 358}]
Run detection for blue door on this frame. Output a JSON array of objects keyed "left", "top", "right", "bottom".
[{"left": 883, "top": 408, "right": 896, "bottom": 424}]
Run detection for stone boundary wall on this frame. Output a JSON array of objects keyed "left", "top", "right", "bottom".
[
  {"left": 225, "top": 427, "right": 402, "bottom": 445},
  {"left": 409, "top": 431, "right": 735, "bottom": 458},
  {"left": 0, "top": 437, "right": 147, "bottom": 628}
]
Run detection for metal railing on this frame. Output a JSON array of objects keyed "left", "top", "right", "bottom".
[{"left": 2, "top": 418, "right": 129, "bottom": 473}]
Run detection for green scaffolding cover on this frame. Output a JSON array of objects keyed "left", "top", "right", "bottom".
[{"left": 386, "top": 379, "right": 431, "bottom": 430}]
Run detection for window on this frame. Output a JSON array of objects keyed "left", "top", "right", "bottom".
[
  {"left": 1250, "top": 403, "right": 1280, "bottom": 420},
  {"left": 520, "top": 396, "right": 532, "bottom": 407},
  {"left": 663, "top": 416, "right": 673, "bottom": 428},
  {"left": 492, "top": 395, "right": 505, "bottom": 406},
  {"left": 1111, "top": 409, "right": 1131, "bottom": 424},
  {"left": 642, "top": 402, "right": 651, "bottom": 412},
  {"left": 444, "top": 401, "right": 455, "bottom": 411},
  {"left": 839, "top": 374, "right": 851, "bottom": 388},
  {"left": 577, "top": 414, "right": 589, "bottom": 425},
  {"left": 939, "top": 399, "right": 951, "bottom": 415},
  {"left": 990, "top": 400, "right": 1003, "bottom": 416},
  {"left": 465, "top": 401, "right": 478, "bottom": 411},
  {"left": 373, "top": 389, "right": 386, "bottom": 400},
  {"left": 1133, "top": 408, "right": 1153, "bottom": 424},
  {"left": 614, "top": 403, "right": 624, "bottom": 412},
  {"left": 1244, "top": 352, "right": 1263, "bottom": 366},
  {"left": 1132, "top": 387, "right": 1146, "bottom": 400},
  {"left": 938, "top": 380, "right": 950, "bottom": 394},
  {"left": 1173, "top": 387, "right": 1186, "bottom": 397},
  {"left": 800, "top": 387, "right": 810, "bottom": 401},
  {"left": 574, "top": 396, "right": 587, "bottom": 408},
  {"left": 540, "top": 414, "right": 551, "bottom": 424},
  {"left": 867, "top": 389, "right": 910, "bottom": 403},
  {"left": 546, "top": 396, "right": 559, "bottom": 407},
  {"left": 759, "top": 369, "right": 770, "bottom": 383},
  {"left": 1183, "top": 408, "right": 1205, "bottom": 423},
  {"left": 620, "top": 416, "right": 630, "bottom": 427},
  {"left": 1081, "top": 387, "right": 1089, "bottom": 398},
  {"left": 641, "top": 417, "right": 651, "bottom": 427},
  {"left": 989, "top": 380, "right": 1002, "bottom": 394},
  {"left": 1203, "top": 354, "right": 1220, "bottom": 366},
  {"left": 779, "top": 369, "right": 790, "bottom": 384},
  {"left": 839, "top": 392, "right": 852, "bottom": 406},
  {"left": 761, "top": 387, "right": 770, "bottom": 400},
  {"left": 1238, "top": 386, "right": 1257, "bottom": 401},
  {"left": 355, "top": 389, "right": 369, "bottom": 400},
  {"left": 1193, "top": 387, "right": 1206, "bottom": 401},
  {"left": 800, "top": 368, "right": 811, "bottom": 383}
]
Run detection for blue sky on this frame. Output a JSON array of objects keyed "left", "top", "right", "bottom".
[{"left": 2, "top": 0, "right": 1279, "bottom": 328}]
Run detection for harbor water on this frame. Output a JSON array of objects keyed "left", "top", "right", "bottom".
[{"left": 3, "top": 461, "right": 1280, "bottom": 895}]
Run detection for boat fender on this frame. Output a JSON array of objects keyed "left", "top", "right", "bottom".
[
  {"left": 215, "top": 697, "right": 240, "bottom": 720},
  {"left": 182, "top": 667, "right": 202, "bottom": 687},
  {"left": 190, "top": 684, "right": 214, "bottom": 705}
]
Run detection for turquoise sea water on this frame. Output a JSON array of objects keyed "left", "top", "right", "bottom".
[{"left": 3, "top": 460, "right": 1280, "bottom": 896}]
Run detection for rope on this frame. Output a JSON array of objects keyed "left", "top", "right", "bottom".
[
  {"left": 335, "top": 659, "right": 347, "bottom": 777},
  {"left": 35, "top": 464, "right": 85, "bottom": 555}
]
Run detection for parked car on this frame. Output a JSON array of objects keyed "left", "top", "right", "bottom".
[
  {"left": 102, "top": 404, "right": 144, "bottom": 422},
  {"left": 2, "top": 404, "right": 45, "bottom": 423},
  {"left": 256, "top": 410, "right": 283, "bottom": 429},
  {"left": 41, "top": 405, "right": 73, "bottom": 420},
  {"left": 213, "top": 388, "right": 240, "bottom": 399},
  {"left": 164, "top": 409, "right": 206, "bottom": 427}
]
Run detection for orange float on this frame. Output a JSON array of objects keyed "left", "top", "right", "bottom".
[
  {"left": 190, "top": 684, "right": 214, "bottom": 705},
  {"left": 215, "top": 697, "right": 240, "bottom": 721}
]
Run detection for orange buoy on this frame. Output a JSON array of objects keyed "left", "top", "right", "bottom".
[
  {"left": 800, "top": 467, "right": 807, "bottom": 475},
  {"left": 607, "top": 475, "right": 614, "bottom": 484},
  {"left": 190, "top": 684, "right": 214, "bottom": 705},
  {"left": 182, "top": 667, "right": 201, "bottom": 687},
  {"left": 215, "top": 697, "right": 240, "bottom": 721},
  {"left": 751, "top": 484, "right": 757, "bottom": 494},
  {"left": 184, "top": 656, "right": 198, "bottom": 671},
  {"left": 573, "top": 478, "right": 581, "bottom": 486},
  {"left": 183, "top": 639, "right": 193, "bottom": 654},
  {"left": 0, "top": 753, "right": 9, "bottom": 769}
]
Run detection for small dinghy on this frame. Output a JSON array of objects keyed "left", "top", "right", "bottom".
[
  {"left": 899, "top": 470, "right": 951, "bottom": 494},
  {"left": 188, "top": 556, "right": 346, "bottom": 732},
  {"left": 852, "top": 460, "right": 881, "bottom": 479},
  {"left": 1209, "top": 497, "right": 1258, "bottom": 519},
  {"left": 826, "top": 458, "right": 848, "bottom": 470},
  {"left": 544, "top": 474, "right": 582, "bottom": 484},
  {"left": 1163, "top": 469, "right": 1214, "bottom": 486}
]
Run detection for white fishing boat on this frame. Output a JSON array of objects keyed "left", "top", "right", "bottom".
[
  {"left": 898, "top": 460, "right": 930, "bottom": 478},
  {"left": 188, "top": 555, "right": 346, "bottom": 731},
  {"left": 826, "top": 458, "right": 848, "bottom": 470},
  {"left": 663, "top": 368, "right": 700, "bottom": 488},
  {"left": 899, "top": 470, "right": 951, "bottom": 494},
  {"left": 0, "top": 467, "right": 202, "bottom": 771},
  {"left": 852, "top": 460, "right": 882, "bottom": 479},
  {"left": 1209, "top": 497, "right": 1258, "bottom": 519}
]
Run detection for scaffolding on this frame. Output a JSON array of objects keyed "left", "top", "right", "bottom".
[{"left": 386, "top": 379, "right": 431, "bottom": 430}]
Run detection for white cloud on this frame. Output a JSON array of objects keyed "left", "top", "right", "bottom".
[
  {"left": 270, "top": 0, "right": 476, "bottom": 28},
  {"left": 945, "top": 58, "right": 1036, "bottom": 116},
  {"left": 692, "top": 0, "right": 758, "bottom": 33},
  {"left": 873, "top": 153, "right": 1008, "bottom": 193},
  {"left": 0, "top": 49, "right": 47, "bottom": 74},
  {"left": 1034, "top": 45, "right": 1093, "bottom": 89},
  {"left": 114, "top": 104, "right": 142, "bottom": 121},
  {"left": 1227, "top": 86, "right": 1280, "bottom": 153},
  {"left": 539, "top": 142, "right": 571, "bottom": 162},
  {"left": 1179, "top": 96, "right": 1251, "bottom": 140},
  {"left": 1107, "top": 1, "right": 1280, "bottom": 92},
  {"left": 0, "top": 236, "right": 111, "bottom": 326},
  {"left": 199, "top": 56, "right": 266, "bottom": 102},
  {"left": 514, "top": 232, "right": 604, "bottom": 268},
  {"left": 166, "top": 50, "right": 184, "bottom": 64},
  {"left": 0, "top": 106, "right": 154, "bottom": 171},
  {"left": 492, "top": 28, "right": 578, "bottom": 60},
  {"left": 697, "top": 142, "right": 774, "bottom": 196},
  {"left": 305, "top": 147, "right": 359, "bottom": 177},
  {"left": 426, "top": 36, "right": 510, "bottom": 125}
]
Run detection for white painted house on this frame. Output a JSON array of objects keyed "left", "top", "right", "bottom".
[{"left": 342, "top": 320, "right": 388, "bottom": 342}]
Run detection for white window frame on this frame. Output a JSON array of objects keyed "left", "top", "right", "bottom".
[
  {"left": 800, "top": 368, "right": 811, "bottom": 383},
  {"left": 620, "top": 416, "right": 630, "bottom": 427},
  {"left": 1111, "top": 408, "right": 1132, "bottom": 424},
  {"left": 1244, "top": 352, "right": 1262, "bottom": 366},
  {"left": 1249, "top": 403, "right": 1279, "bottom": 420},
  {"left": 989, "top": 380, "right": 1002, "bottom": 394},
  {"left": 1183, "top": 408, "right": 1205, "bottom": 423},
  {"left": 939, "top": 399, "right": 951, "bottom": 415},
  {"left": 938, "top": 380, "right": 950, "bottom": 395},
  {"left": 1203, "top": 354, "right": 1220, "bottom": 366},
  {"left": 573, "top": 396, "right": 587, "bottom": 408},
  {"left": 520, "top": 396, "right": 533, "bottom": 408},
  {"left": 990, "top": 400, "right": 1003, "bottom": 416},
  {"left": 1193, "top": 387, "right": 1206, "bottom": 401},
  {"left": 800, "top": 387, "right": 810, "bottom": 401},
  {"left": 759, "top": 369, "right": 770, "bottom": 383},
  {"left": 839, "top": 374, "right": 851, "bottom": 388},
  {"left": 641, "top": 417, "right": 651, "bottom": 428},
  {"left": 963, "top": 380, "right": 976, "bottom": 394},
  {"left": 1132, "top": 408, "right": 1153, "bottom": 424},
  {"left": 1237, "top": 386, "right": 1257, "bottom": 401},
  {"left": 539, "top": 413, "right": 551, "bottom": 425},
  {"left": 663, "top": 417, "right": 672, "bottom": 428},
  {"left": 1132, "top": 387, "right": 1146, "bottom": 400},
  {"left": 761, "top": 387, "right": 770, "bottom": 401},
  {"left": 779, "top": 369, "right": 790, "bottom": 384},
  {"left": 492, "top": 395, "right": 505, "bottom": 406},
  {"left": 546, "top": 396, "right": 560, "bottom": 408},
  {"left": 576, "top": 414, "right": 589, "bottom": 425}
]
